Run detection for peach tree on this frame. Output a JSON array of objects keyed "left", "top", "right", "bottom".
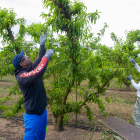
[
  {"left": 38, "top": 0, "right": 123, "bottom": 131},
  {"left": 107, "top": 30, "right": 140, "bottom": 91},
  {"left": 0, "top": 7, "right": 41, "bottom": 116},
  {"left": 0, "top": 1, "right": 124, "bottom": 132}
]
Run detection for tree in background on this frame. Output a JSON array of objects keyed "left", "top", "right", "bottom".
[
  {"left": 107, "top": 31, "right": 140, "bottom": 91},
  {"left": 0, "top": 8, "right": 42, "bottom": 116},
  {"left": 0, "top": 8, "right": 26, "bottom": 115}
]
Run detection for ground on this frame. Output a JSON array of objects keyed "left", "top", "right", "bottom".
[
  {"left": 0, "top": 118, "right": 103, "bottom": 140},
  {"left": 0, "top": 86, "right": 136, "bottom": 140}
]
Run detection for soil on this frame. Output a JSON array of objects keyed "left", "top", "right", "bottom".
[
  {"left": 0, "top": 118, "right": 103, "bottom": 140},
  {"left": 0, "top": 88, "right": 136, "bottom": 140}
]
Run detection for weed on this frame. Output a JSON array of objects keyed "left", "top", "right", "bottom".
[
  {"left": 0, "top": 96, "right": 10, "bottom": 104},
  {"left": 126, "top": 116, "right": 134, "bottom": 124},
  {"left": 123, "top": 100, "right": 135, "bottom": 104},
  {"left": 2, "top": 110, "right": 15, "bottom": 118},
  {"left": 101, "top": 131, "right": 113, "bottom": 140},
  {"left": 0, "top": 105, "right": 9, "bottom": 111}
]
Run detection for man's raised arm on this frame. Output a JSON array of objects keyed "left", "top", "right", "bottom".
[{"left": 32, "top": 32, "right": 47, "bottom": 68}]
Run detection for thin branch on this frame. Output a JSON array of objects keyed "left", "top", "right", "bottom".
[
  {"left": 64, "top": 76, "right": 113, "bottom": 114},
  {"left": 46, "top": 95, "right": 53, "bottom": 107},
  {"left": 7, "top": 25, "right": 16, "bottom": 42},
  {"left": 51, "top": 0, "right": 71, "bottom": 20},
  {"left": 62, "top": 78, "right": 75, "bottom": 106}
]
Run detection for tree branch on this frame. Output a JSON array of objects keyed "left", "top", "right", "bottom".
[
  {"left": 47, "top": 95, "right": 53, "bottom": 107},
  {"left": 62, "top": 78, "right": 75, "bottom": 106},
  {"left": 122, "top": 78, "right": 131, "bottom": 87},
  {"left": 70, "top": 10, "right": 80, "bottom": 15},
  {"left": 7, "top": 25, "right": 21, "bottom": 54},
  {"left": 7, "top": 25, "right": 16, "bottom": 42},
  {"left": 51, "top": 0, "right": 71, "bottom": 20}
]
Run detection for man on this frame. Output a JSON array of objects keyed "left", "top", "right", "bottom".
[
  {"left": 12, "top": 32, "right": 54, "bottom": 139},
  {"left": 128, "top": 58, "right": 140, "bottom": 129}
]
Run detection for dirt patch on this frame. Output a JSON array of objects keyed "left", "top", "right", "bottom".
[
  {"left": 0, "top": 118, "right": 103, "bottom": 140},
  {"left": 46, "top": 125, "right": 102, "bottom": 140},
  {"left": 0, "top": 81, "right": 15, "bottom": 86},
  {"left": 0, "top": 118, "right": 24, "bottom": 140}
]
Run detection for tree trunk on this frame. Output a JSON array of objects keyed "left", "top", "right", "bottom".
[
  {"left": 126, "top": 85, "right": 131, "bottom": 91},
  {"left": 78, "top": 81, "right": 80, "bottom": 86},
  {"left": 122, "top": 78, "right": 131, "bottom": 91},
  {"left": 53, "top": 114, "right": 64, "bottom": 131}
]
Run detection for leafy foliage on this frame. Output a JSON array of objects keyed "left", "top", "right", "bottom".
[
  {"left": 1, "top": 1, "right": 140, "bottom": 132},
  {"left": 40, "top": 0, "right": 122, "bottom": 131},
  {"left": 109, "top": 31, "right": 140, "bottom": 90},
  {"left": 0, "top": 7, "right": 38, "bottom": 115}
]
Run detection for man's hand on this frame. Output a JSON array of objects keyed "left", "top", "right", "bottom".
[
  {"left": 40, "top": 31, "right": 48, "bottom": 45},
  {"left": 129, "top": 58, "right": 136, "bottom": 64},
  {"left": 44, "top": 49, "right": 54, "bottom": 59},
  {"left": 127, "top": 75, "right": 132, "bottom": 81}
]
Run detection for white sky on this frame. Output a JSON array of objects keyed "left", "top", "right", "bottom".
[{"left": 0, "top": 0, "right": 140, "bottom": 47}]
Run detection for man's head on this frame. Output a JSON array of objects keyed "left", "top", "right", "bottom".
[{"left": 12, "top": 50, "right": 32, "bottom": 69}]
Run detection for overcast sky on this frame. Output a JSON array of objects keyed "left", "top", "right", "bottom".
[{"left": 0, "top": 0, "right": 140, "bottom": 47}]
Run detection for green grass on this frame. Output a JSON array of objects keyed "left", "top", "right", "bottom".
[
  {"left": 123, "top": 100, "right": 135, "bottom": 104},
  {"left": 0, "top": 75, "right": 15, "bottom": 99},
  {"left": 0, "top": 96, "right": 10, "bottom": 104},
  {"left": 0, "top": 74, "right": 16, "bottom": 83},
  {"left": 0, "top": 105, "right": 9, "bottom": 111},
  {"left": 0, "top": 75, "right": 20, "bottom": 117},
  {"left": 2, "top": 110, "right": 15, "bottom": 118}
]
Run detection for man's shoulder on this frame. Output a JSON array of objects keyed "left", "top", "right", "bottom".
[{"left": 16, "top": 68, "right": 31, "bottom": 77}]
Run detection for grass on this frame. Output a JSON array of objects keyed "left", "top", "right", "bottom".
[
  {"left": 0, "top": 75, "right": 22, "bottom": 117},
  {"left": 0, "top": 75, "right": 16, "bottom": 100},
  {"left": 0, "top": 105, "right": 9, "bottom": 111},
  {"left": 123, "top": 100, "right": 135, "bottom": 104},
  {"left": 0, "top": 96, "right": 10, "bottom": 104},
  {"left": 0, "top": 74, "right": 16, "bottom": 83}
]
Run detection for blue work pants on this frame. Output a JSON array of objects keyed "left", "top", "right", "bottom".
[{"left": 23, "top": 109, "right": 47, "bottom": 140}]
